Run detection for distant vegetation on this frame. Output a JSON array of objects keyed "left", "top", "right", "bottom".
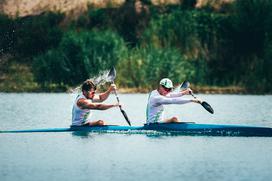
[{"left": 0, "top": 0, "right": 272, "bottom": 93}]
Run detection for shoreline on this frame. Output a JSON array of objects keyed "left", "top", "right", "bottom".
[
  {"left": 0, "top": 61, "right": 269, "bottom": 95},
  {"left": 117, "top": 86, "right": 265, "bottom": 94},
  {"left": 0, "top": 86, "right": 270, "bottom": 95}
]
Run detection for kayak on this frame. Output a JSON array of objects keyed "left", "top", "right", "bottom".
[{"left": 1, "top": 122, "right": 272, "bottom": 137}]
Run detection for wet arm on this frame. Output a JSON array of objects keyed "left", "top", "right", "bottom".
[
  {"left": 78, "top": 99, "right": 118, "bottom": 110},
  {"left": 99, "top": 89, "right": 112, "bottom": 102},
  {"left": 92, "top": 89, "right": 111, "bottom": 102},
  {"left": 93, "top": 84, "right": 115, "bottom": 102}
]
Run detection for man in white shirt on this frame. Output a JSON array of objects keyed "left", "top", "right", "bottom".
[
  {"left": 72, "top": 79, "right": 120, "bottom": 126},
  {"left": 146, "top": 78, "right": 201, "bottom": 124}
]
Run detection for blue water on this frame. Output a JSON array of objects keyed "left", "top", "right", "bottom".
[{"left": 0, "top": 93, "right": 272, "bottom": 181}]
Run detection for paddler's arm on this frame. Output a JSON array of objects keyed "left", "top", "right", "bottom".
[
  {"left": 92, "top": 84, "right": 116, "bottom": 102},
  {"left": 154, "top": 96, "right": 201, "bottom": 105},
  {"left": 168, "top": 88, "right": 193, "bottom": 98},
  {"left": 77, "top": 98, "right": 120, "bottom": 110}
]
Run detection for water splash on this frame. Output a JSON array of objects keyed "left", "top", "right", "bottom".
[
  {"left": 68, "top": 69, "right": 112, "bottom": 95},
  {"left": 92, "top": 69, "right": 112, "bottom": 86},
  {"left": 172, "top": 84, "right": 182, "bottom": 92}
]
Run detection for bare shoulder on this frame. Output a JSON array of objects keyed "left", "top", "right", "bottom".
[{"left": 77, "top": 98, "right": 92, "bottom": 109}]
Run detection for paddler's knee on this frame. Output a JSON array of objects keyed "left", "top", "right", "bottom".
[
  {"left": 171, "top": 116, "right": 178, "bottom": 122},
  {"left": 88, "top": 120, "right": 104, "bottom": 126},
  {"left": 97, "top": 120, "right": 104, "bottom": 125},
  {"left": 164, "top": 117, "right": 179, "bottom": 123}
]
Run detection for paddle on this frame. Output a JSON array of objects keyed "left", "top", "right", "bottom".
[
  {"left": 108, "top": 67, "right": 132, "bottom": 126},
  {"left": 180, "top": 81, "right": 214, "bottom": 114}
]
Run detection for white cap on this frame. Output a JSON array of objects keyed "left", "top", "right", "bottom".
[{"left": 159, "top": 78, "right": 173, "bottom": 89}]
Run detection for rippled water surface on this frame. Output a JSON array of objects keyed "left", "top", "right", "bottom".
[{"left": 0, "top": 93, "right": 272, "bottom": 181}]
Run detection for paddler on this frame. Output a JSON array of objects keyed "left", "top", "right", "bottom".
[
  {"left": 146, "top": 78, "right": 201, "bottom": 124},
  {"left": 72, "top": 79, "right": 121, "bottom": 126}
]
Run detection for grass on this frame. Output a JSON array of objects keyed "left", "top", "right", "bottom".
[
  {"left": 0, "top": 60, "right": 252, "bottom": 94},
  {"left": 0, "top": 60, "right": 38, "bottom": 92},
  {"left": 0, "top": 60, "right": 68, "bottom": 92}
]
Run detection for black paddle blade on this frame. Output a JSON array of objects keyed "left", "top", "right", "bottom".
[
  {"left": 121, "top": 109, "right": 131, "bottom": 126},
  {"left": 180, "top": 80, "right": 190, "bottom": 89},
  {"left": 108, "top": 67, "right": 116, "bottom": 82},
  {"left": 201, "top": 101, "right": 214, "bottom": 114}
]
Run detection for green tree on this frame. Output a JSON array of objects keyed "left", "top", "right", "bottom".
[
  {"left": 0, "top": 14, "right": 14, "bottom": 55},
  {"left": 33, "top": 30, "right": 127, "bottom": 85},
  {"left": 14, "top": 12, "right": 64, "bottom": 59}
]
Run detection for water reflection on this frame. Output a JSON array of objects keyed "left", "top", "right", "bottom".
[
  {"left": 71, "top": 131, "right": 92, "bottom": 138},
  {"left": 70, "top": 130, "right": 170, "bottom": 139}
]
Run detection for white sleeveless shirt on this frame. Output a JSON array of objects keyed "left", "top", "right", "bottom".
[{"left": 72, "top": 94, "right": 92, "bottom": 126}]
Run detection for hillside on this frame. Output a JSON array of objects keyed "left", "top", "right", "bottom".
[
  {"left": 0, "top": 0, "right": 125, "bottom": 17},
  {"left": 0, "top": 0, "right": 232, "bottom": 17}
]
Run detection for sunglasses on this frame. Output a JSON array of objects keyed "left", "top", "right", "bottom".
[
  {"left": 87, "top": 88, "right": 96, "bottom": 94},
  {"left": 162, "top": 85, "right": 172, "bottom": 92}
]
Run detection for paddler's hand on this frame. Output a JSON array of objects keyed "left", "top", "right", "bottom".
[
  {"left": 114, "top": 102, "right": 123, "bottom": 108},
  {"left": 191, "top": 99, "right": 202, "bottom": 104},
  {"left": 109, "top": 84, "right": 117, "bottom": 92},
  {"left": 182, "top": 88, "right": 193, "bottom": 95}
]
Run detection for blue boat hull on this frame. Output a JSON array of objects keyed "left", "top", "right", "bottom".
[
  {"left": 142, "top": 123, "right": 272, "bottom": 137},
  {"left": 1, "top": 122, "right": 272, "bottom": 137}
]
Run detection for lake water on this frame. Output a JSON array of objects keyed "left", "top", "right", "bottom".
[{"left": 0, "top": 93, "right": 272, "bottom": 181}]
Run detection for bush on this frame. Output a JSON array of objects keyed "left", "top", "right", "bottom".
[
  {"left": 0, "top": 14, "right": 15, "bottom": 55},
  {"left": 14, "top": 12, "right": 64, "bottom": 59},
  {"left": 263, "top": 42, "right": 272, "bottom": 91},
  {"left": 33, "top": 30, "right": 127, "bottom": 85},
  {"left": 117, "top": 46, "right": 195, "bottom": 89},
  {"left": 141, "top": 9, "right": 228, "bottom": 86},
  {"left": 142, "top": 10, "right": 194, "bottom": 50},
  {"left": 231, "top": 0, "right": 272, "bottom": 56},
  {"left": 228, "top": 0, "right": 272, "bottom": 89},
  {"left": 33, "top": 50, "right": 70, "bottom": 84}
]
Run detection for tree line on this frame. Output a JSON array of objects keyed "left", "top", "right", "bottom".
[{"left": 0, "top": 0, "right": 272, "bottom": 93}]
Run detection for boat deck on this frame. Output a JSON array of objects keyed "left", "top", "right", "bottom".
[{"left": 1, "top": 122, "right": 272, "bottom": 137}]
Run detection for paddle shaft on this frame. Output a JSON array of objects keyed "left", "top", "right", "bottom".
[
  {"left": 180, "top": 81, "right": 214, "bottom": 114},
  {"left": 190, "top": 92, "right": 197, "bottom": 99},
  {"left": 111, "top": 81, "right": 131, "bottom": 126},
  {"left": 113, "top": 89, "right": 121, "bottom": 109},
  {"left": 180, "top": 81, "right": 201, "bottom": 101}
]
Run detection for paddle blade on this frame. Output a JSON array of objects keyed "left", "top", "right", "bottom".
[
  {"left": 121, "top": 109, "right": 131, "bottom": 126},
  {"left": 201, "top": 101, "right": 214, "bottom": 114},
  {"left": 108, "top": 67, "right": 116, "bottom": 82},
  {"left": 180, "top": 80, "right": 190, "bottom": 89}
]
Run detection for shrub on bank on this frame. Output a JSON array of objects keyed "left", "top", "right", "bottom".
[
  {"left": 13, "top": 12, "right": 64, "bottom": 59},
  {"left": 33, "top": 30, "right": 127, "bottom": 85},
  {"left": 0, "top": 14, "right": 14, "bottom": 55},
  {"left": 117, "top": 46, "right": 195, "bottom": 89}
]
